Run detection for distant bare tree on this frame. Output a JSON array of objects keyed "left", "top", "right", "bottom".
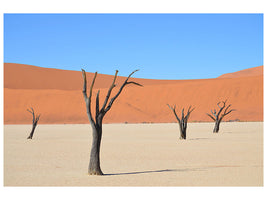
[
  {"left": 82, "top": 69, "right": 142, "bottom": 175},
  {"left": 27, "top": 108, "right": 41, "bottom": 139},
  {"left": 167, "top": 104, "right": 195, "bottom": 140},
  {"left": 206, "top": 100, "right": 235, "bottom": 133}
]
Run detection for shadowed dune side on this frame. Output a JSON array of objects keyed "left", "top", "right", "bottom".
[{"left": 4, "top": 69, "right": 263, "bottom": 124}]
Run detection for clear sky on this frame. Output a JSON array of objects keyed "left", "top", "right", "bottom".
[{"left": 4, "top": 14, "right": 263, "bottom": 79}]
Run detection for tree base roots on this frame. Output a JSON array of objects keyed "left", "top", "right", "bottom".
[{"left": 88, "top": 171, "right": 104, "bottom": 176}]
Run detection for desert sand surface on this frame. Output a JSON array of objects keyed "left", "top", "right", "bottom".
[
  {"left": 218, "top": 65, "right": 263, "bottom": 78},
  {"left": 4, "top": 63, "right": 263, "bottom": 124},
  {"left": 4, "top": 122, "right": 263, "bottom": 186}
]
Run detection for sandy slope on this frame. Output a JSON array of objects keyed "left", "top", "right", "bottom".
[
  {"left": 4, "top": 122, "right": 263, "bottom": 186},
  {"left": 4, "top": 63, "right": 182, "bottom": 90},
  {"left": 4, "top": 63, "right": 263, "bottom": 124},
  {"left": 218, "top": 66, "right": 263, "bottom": 78}
]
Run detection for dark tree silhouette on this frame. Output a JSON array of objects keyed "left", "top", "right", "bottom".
[
  {"left": 167, "top": 104, "right": 195, "bottom": 140},
  {"left": 82, "top": 69, "right": 142, "bottom": 175},
  {"left": 206, "top": 100, "right": 235, "bottom": 133},
  {"left": 27, "top": 107, "right": 41, "bottom": 139}
]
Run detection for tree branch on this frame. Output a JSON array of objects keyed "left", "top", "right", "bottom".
[
  {"left": 104, "top": 69, "right": 142, "bottom": 113},
  {"left": 223, "top": 104, "right": 236, "bottom": 117},
  {"left": 181, "top": 108, "right": 185, "bottom": 120},
  {"left": 126, "top": 69, "right": 140, "bottom": 82},
  {"left": 89, "top": 72, "right": 98, "bottom": 101},
  {"left": 36, "top": 114, "right": 41, "bottom": 122},
  {"left": 81, "top": 69, "right": 97, "bottom": 127},
  {"left": 224, "top": 104, "right": 231, "bottom": 113},
  {"left": 95, "top": 90, "right": 100, "bottom": 120},
  {"left": 217, "top": 101, "right": 226, "bottom": 117},
  {"left": 27, "top": 108, "right": 33, "bottom": 114},
  {"left": 125, "top": 81, "right": 143, "bottom": 87},
  {"left": 27, "top": 107, "right": 35, "bottom": 123},
  {"left": 185, "top": 106, "right": 195, "bottom": 123},
  {"left": 27, "top": 108, "right": 40, "bottom": 124},
  {"left": 206, "top": 113, "right": 216, "bottom": 121},
  {"left": 224, "top": 109, "right": 235, "bottom": 116},
  {"left": 210, "top": 109, "right": 217, "bottom": 118},
  {"left": 187, "top": 106, "right": 195, "bottom": 117},
  {"left": 167, "top": 104, "right": 181, "bottom": 123},
  {"left": 208, "top": 99, "right": 235, "bottom": 122},
  {"left": 100, "top": 70, "right": 118, "bottom": 113},
  {"left": 82, "top": 69, "right": 87, "bottom": 99}
]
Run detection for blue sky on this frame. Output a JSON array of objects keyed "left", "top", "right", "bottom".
[{"left": 4, "top": 14, "right": 263, "bottom": 79}]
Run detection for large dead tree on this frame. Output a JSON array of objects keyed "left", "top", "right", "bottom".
[
  {"left": 206, "top": 100, "right": 235, "bottom": 133},
  {"left": 27, "top": 107, "right": 41, "bottom": 139},
  {"left": 82, "top": 69, "right": 142, "bottom": 175},
  {"left": 167, "top": 104, "right": 195, "bottom": 140}
]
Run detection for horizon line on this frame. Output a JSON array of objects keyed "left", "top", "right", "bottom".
[{"left": 4, "top": 62, "right": 263, "bottom": 81}]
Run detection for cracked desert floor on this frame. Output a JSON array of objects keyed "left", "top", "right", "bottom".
[{"left": 4, "top": 122, "right": 263, "bottom": 186}]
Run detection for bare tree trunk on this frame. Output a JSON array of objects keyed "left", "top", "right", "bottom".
[
  {"left": 88, "top": 124, "right": 103, "bottom": 175},
  {"left": 27, "top": 108, "right": 40, "bottom": 139},
  {"left": 213, "top": 120, "right": 220, "bottom": 133},
  {"left": 179, "top": 126, "right": 186, "bottom": 139},
  {"left": 27, "top": 122, "right": 38, "bottom": 139},
  {"left": 177, "top": 121, "right": 186, "bottom": 139}
]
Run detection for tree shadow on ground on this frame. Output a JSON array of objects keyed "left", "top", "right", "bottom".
[
  {"left": 188, "top": 138, "right": 211, "bottom": 140},
  {"left": 104, "top": 168, "right": 204, "bottom": 176},
  {"left": 104, "top": 165, "right": 242, "bottom": 176}
]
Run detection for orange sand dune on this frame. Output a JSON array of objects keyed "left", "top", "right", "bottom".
[
  {"left": 4, "top": 63, "right": 183, "bottom": 90},
  {"left": 4, "top": 63, "right": 263, "bottom": 124},
  {"left": 218, "top": 65, "right": 263, "bottom": 78}
]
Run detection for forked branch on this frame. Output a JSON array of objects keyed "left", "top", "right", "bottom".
[
  {"left": 103, "top": 69, "right": 143, "bottom": 114},
  {"left": 167, "top": 104, "right": 195, "bottom": 140},
  {"left": 206, "top": 99, "right": 236, "bottom": 133},
  {"left": 82, "top": 69, "right": 142, "bottom": 125},
  {"left": 82, "top": 70, "right": 98, "bottom": 126},
  {"left": 167, "top": 104, "right": 180, "bottom": 123},
  {"left": 100, "top": 70, "right": 119, "bottom": 113}
]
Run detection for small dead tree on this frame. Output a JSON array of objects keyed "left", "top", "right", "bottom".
[
  {"left": 206, "top": 100, "right": 235, "bottom": 133},
  {"left": 27, "top": 107, "right": 41, "bottom": 139},
  {"left": 167, "top": 104, "right": 195, "bottom": 140},
  {"left": 82, "top": 69, "right": 142, "bottom": 175}
]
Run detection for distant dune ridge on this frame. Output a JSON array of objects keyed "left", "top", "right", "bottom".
[
  {"left": 217, "top": 65, "right": 263, "bottom": 78},
  {"left": 4, "top": 63, "right": 263, "bottom": 124}
]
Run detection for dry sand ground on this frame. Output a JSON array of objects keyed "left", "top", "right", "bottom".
[{"left": 4, "top": 122, "right": 263, "bottom": 186}]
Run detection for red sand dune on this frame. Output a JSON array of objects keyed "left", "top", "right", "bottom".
[
  {"left": 218, "top": 66, "right": 263, "bottom": 78},
  {"left": 4, "top": 63, "right": 263, "bottom": 124}
]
